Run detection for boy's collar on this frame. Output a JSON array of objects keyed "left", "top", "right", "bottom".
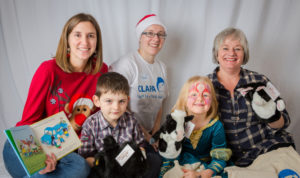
[{"left": 98, "top": 111, "right": 128, "bottom": 130}]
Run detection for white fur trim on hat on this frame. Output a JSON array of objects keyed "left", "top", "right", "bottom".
[
  {"left": 73, "top": 98, "right": 94, "bottom": 110},
  {"left": 136, "top": 14, "right": 167, "bottom": 40}
]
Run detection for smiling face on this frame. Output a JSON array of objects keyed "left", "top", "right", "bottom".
[
  {"left": 217, "top": 36, "right": 244, "bottom": 72},
  {"left": 93, "top": 91, "right": 128, "bottom": 127},
  {"left": 68, "top": 21, "right": 97, "bottom": 71},
  {"left": 186, "top": 81, "right": 212, "bottom": 116},
  {"left": 138, "top": 24, "right": 165, "bottom": 61}
]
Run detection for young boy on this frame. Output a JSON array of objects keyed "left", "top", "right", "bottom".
[
  {"left": 78, "top": 72, "right": 161, "bottom": 178},
  {"left": 78, "top": 72, "right": 144, "bottom": 166}
]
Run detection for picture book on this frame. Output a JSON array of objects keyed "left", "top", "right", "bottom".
[{"left": 4, "top": 111, "right": 82, "bottom": 177}]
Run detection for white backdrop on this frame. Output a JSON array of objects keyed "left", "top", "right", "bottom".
[{"left": 1, "top": 0, "right": 300, "bottom": 177}]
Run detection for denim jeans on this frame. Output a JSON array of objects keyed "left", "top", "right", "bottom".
[{"left": 3, "top": 140, "right": 90, "bottom": 178}]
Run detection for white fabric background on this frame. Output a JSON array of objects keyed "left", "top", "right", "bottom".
[{"left": 1, "top": 0, "right": 300, "bottom": 177}]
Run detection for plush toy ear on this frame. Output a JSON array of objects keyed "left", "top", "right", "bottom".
[
  {"left": 237, "top": 82, "right": 266, "bottom": 101},
  {"left": 103, "top": 135, "right": 119, "bottom": 151},
  {"left": 184, "top": 115, "right": 194, "bottom": 122},
  {"left": 165, "top": 116, "right": 177, "bottom": 134},
  {"left": 236, "top": 86, "right": 253, "bottom": 96},
  {"left": 64, "top": 103, "right": 70, "bottom": 114}
]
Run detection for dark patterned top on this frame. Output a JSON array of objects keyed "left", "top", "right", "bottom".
[
  {"left": 208, "top": 67, "right": 294, "bottom": 166},
  {"left": 78, "top": 111, "right": 144, "bottom": 158}
]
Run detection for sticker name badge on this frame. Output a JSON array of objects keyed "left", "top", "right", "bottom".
[
  {"left": 263, "top": 82, "right": 280, "bottom": 101},
  {"left": 115, "top": 144, "right": 135, "bottom": 167},
  {"left": 185, "top": 121, "right": 195, "bottom": 138}
]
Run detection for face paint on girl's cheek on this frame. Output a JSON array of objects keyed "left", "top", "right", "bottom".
[
  {"left": 187, "top": 95, "right": 197, "bottom": 103},
  {"left": 203, "top": 96, "right": 211, "bottom": 105},
  {"left": 202, "top": 87, "right": 212, "bottom": 105}
]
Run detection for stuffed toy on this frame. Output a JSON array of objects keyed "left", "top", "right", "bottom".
[
  {"left": 237, "top": 82, "right": 285, "bottom": 123},
  {"left": 88, "top": 135, "right": 147, "bottom": 178},
  {"left": 64, "top": 93, "right": 95, "bottom": 132},
  {"left": 163, "top": 149, "right": 231, "bottom": 178},
  {"left": 150, "top": 109, "right": 193, "bottom": 159},
  {"left": 163, "top": 160, "right": 206, "bottom": 178},
  {"left": 150, "top": 109, "right": 193, "bottom": 177}
]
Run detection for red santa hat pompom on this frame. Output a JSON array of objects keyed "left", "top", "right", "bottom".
[
  {"left": 135, "top": 14, "right": 167, "bottom": 40},
  {"left": 68, "top": 94, "right": 94, "bottom": 113}
]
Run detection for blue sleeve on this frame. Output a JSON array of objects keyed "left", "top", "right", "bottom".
[{"left": 207, "top": 121, "right": 227, "bottom": 174}]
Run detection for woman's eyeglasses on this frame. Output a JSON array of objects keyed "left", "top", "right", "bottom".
[{"left": 142, "top": 32, "right": 167, "bottom": 39}]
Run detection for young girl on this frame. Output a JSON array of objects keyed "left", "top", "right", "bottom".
[{"left": 168, "top": 76, "right": 231, "bottom": 178}]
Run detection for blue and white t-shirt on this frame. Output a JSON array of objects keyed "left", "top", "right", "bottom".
[{"left": 110, "top": 51, "right": 168, "bottom": 131}]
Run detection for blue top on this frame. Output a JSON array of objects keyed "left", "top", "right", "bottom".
[{"left": 179, "top": 117, "right": 228, "bottom": 176}]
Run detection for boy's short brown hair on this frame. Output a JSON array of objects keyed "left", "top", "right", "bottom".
[{"left": 95, "top": 72, "right": 130, "bottom": 97}]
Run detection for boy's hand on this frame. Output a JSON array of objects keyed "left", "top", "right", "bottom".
[
  {"left": 39, "top": 153, "right": 57, "bottom": 174},
  {"left": 139, "top": 147, "right": 147, "bottom": 159}
]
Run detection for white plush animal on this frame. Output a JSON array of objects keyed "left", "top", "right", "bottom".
[
  {"left": 151, "top": 110, "right": 193, "bottom": 159},
  {"left": 237, "top": 82, "right": 285, "bottom": 123}
]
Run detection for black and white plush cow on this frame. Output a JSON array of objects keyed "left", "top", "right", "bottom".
[
  {"left": 151, "top": 110, "right": 194, "bottom": 159},
  {"left": 88, "top": 135, "right": 147, "bottom": 178},
  {"left": 237, "top": 82, "right": 285, "bottom": 123}
]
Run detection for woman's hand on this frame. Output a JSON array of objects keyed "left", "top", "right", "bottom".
[
  {"left": 268, "top": 114, "right": 285, "bottom": 129},
  {"left": 151, "top": 140, "right": 159, "bottom": 152},
  {"left": 39, "top": 153, "right": 57, "bottom": 174}
]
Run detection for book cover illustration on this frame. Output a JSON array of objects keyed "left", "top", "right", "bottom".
[
  {"left": 31, "top": 111, "right": 82, "bottom": 160},
  {"left": 7, "top": 125, "right": 46, "bottom": 176},
  {"left": 39, "top": 118, "right": 69, "bottom": 149}
]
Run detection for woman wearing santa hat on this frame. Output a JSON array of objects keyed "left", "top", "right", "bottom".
[
  {"left": 3, "top": 13, "right": 108, "bottom": 178},
  {"left": 110, "top": 13, "right": 168, "bottom": 178}
]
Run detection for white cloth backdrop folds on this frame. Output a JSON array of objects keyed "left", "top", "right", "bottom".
[{"left": 1, "top": 0, "right": 300, "bottom": 177}]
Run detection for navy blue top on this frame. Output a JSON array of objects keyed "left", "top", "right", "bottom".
[{"left": 208, "top": 67, "right": 294, "bottom": 167}]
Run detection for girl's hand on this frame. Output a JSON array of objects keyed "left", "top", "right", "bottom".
[
  {"left": 182, "top": 168, "right": 199, "bottom": 178},
  {"left": 39, "top": 153, "right": 57, "bottom": 174},
  {"left": 198, "top": 169, "right": 214, "bottom": 178},
  {"left": 182, "top": 168, "right": 214, "bottom": 178}
]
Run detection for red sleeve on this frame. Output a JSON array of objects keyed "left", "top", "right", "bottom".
[{"left": 17, "top": 62, "right": 53, "bottom": 126}]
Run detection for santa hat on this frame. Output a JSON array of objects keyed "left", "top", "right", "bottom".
[
  {"left": 68, "top": 94, "right": 93, "bottom": 113},
  {"left": 136, "top": 14, "right": 167, "bottom": 40}
]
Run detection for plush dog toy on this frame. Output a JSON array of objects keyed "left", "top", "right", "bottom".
[
  {"left": 150, "top": 109, "right": 194, "bottom": 159},
  {"left": 64, "top": 94, "right": 95, "bottom": 133},
  {"left": 88, "top": 135, "right": 147, "bottom": 178},
  {"left": 237, "top": 82, "right": 285, "bottom": 123}
]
